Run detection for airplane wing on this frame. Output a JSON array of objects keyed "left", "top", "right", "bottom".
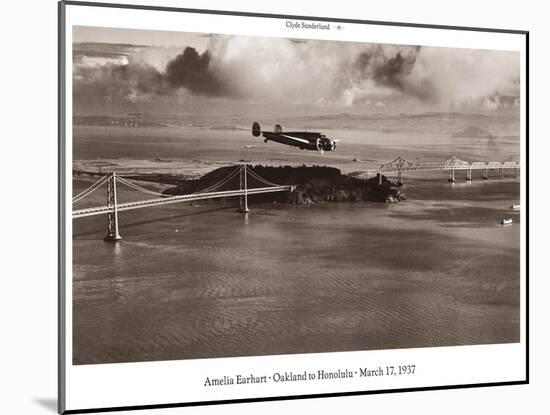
[{"left": 279, "top": 134, "right": 310, "bottom": 144}]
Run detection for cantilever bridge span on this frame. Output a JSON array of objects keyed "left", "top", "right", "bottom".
[
  {"left": 355, "top": 155, "right": 520, "bottom": 185},
  {"left": 72, "top": 165, "right": 294, "bottom": 241}
]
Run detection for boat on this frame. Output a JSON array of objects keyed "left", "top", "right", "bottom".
[
  {"left": 510, "top": 204, "right": 520, "bottom": 210},
  {"left": 501, "top": 218, "right": 513, "bottom": 225}
]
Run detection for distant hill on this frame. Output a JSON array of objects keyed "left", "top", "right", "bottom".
[
  {"left": 73, "top": 110, "right": 520, "bottom": 139},
  {"left": 276, "top": 111, "right": 519, "bottom": 137}
]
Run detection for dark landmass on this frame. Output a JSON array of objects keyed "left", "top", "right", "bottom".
[
  {"left": 73, "top": 169, "right": 194, "bottom": 185},
  {"left": 164, "top": 165, "right": 403, "bottom": 204}
]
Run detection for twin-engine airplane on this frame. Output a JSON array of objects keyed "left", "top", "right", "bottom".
[{"left": 252, "top": 122, "right": 340, "bottom": 154}]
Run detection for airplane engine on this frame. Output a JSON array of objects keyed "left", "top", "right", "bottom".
[
  {"left": 331, "top": 141, "right": 336, "bottom": 151},
  {"left": 274, "top": 124, "right": 283, "bottom": 134},
  {"left": 252, "top": 122, "right": 261, "bottom": 137},
  {"left": 316, "top": 138, "right": 322, "bottom": 151}
]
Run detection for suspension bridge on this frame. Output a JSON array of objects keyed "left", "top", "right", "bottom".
[
  {"left": 355, "top": 155, "right": 520, "bottom": 185},
  {"left": 72, "top": 165, "right": 295, "bottom": 241}
]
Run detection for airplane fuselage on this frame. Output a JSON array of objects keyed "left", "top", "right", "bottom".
[
  {"left": 261, "top": 131, "right": 335, "bottom": 151},
  {"left": 252, "top": 122, "right": 337, "bottom": 152}
]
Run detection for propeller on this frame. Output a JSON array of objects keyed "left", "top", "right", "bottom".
[{"left": 316, "top": 138, "right": 324, "bottom": 155}]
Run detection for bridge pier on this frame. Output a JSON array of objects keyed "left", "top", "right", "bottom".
[
  {"left": 378, "top": 172, "right": 382, "bottom": 186},
  {"left": 516, "top": 166, "right": 520, "bottom": 180},
  {"left": 501, "top": 167, "right": 504, "bottom": 180},
  {"left": 448, "top": 168, "right": 456, "bottom": 183},
  {"left": 104, "top": 172, "right": 122, "bottom": 242},
  {"left": 397, "top": 170, "right": 403, "bottom": 185},
  {"left": 466, "top": 168, "right": 472, "bottom": 181},
  {"left": 238, "top": 165, "right": 250, "bottom": 213},
  {"left": 484, "top": 168, "right": 489, "bottom": 180}
]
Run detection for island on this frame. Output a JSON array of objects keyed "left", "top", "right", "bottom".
[{"left": 162, "top": 165, "right": 403, "bottom": 204}]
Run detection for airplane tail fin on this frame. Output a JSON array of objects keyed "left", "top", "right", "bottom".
[
  {"left": 252, "top": 122, "right": 261, "bottom": 137},
  {"left": 274, "top": 124, "right": 283, "bottom": 134}
]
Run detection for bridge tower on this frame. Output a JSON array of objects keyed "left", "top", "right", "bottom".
[
  {"left": 104, "top": 172, "right": 122, "bottom": 241},
  {"left": 239, "top": 165, "right": 250, "bottom": 213}
]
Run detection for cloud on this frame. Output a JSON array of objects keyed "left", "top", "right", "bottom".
[
  {"left": 165, "top": 47, "right": 231, "bottom": 96},
  {"left": 131, "top": 45, "right": 187, "bottom": 72},
  {"left": 73, "top": 45, "right": 228, "bottom": 104},
  {"left": 481, "top": 94, "right": 519, "bottom": 111},
  {"left": 338, "top": 44, "right": 519, "bottom": 110},
  {"left": 206, "top": 35, "right": 340, "bottom": 100},
  {"left": 349, "top": 45, "right": 419, "bottom": 92},
  {"left": 74, "top": 61, "right": 168, "bottom": 105},
  {"left": 404, "top": 47, "right": 520, "bottom": 108},
  {"left": 73, "top": 35, "right": 520, "bottom": 112}
]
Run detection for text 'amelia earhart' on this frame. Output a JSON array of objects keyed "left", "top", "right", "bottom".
[{"left": 203, "top": 365, "right": 416, "bottom": 387}]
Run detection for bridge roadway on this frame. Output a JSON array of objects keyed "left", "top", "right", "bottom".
[
  {"left": 72, "top": 185, "right": 293, "bottom": 219},
  {"left": 359, "top": 161, "right": 520, "bottom": 176},
  {"left": 352, "top": 156, "right": 520, "bottom": 184}
]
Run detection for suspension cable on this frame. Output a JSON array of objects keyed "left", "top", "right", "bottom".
[
  {"left": 116, "top": 176, "right": 168, "bottom": 198},
  {"left": 72, "top": 175, "right": 109, "bottom": 203},
  {"left": 246, "top": 169, "right": 283, "bottom": 187},
  {"left": 72, "top": 166, "right": 284, "bottom": 208},
  {"left": 193, "top": 166, "right": 242, "bottom": 194},
  {"left": 194, "top": 168, "right": 240, "bottom": 193}
]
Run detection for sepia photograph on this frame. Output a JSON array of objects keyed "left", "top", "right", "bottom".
[{"left": 71, "top": 25, "right": 521, "bottom": 366}]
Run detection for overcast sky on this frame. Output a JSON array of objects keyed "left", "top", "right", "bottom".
[{"left": 73, "top": 26, "right": 520, "bottom": 116}]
